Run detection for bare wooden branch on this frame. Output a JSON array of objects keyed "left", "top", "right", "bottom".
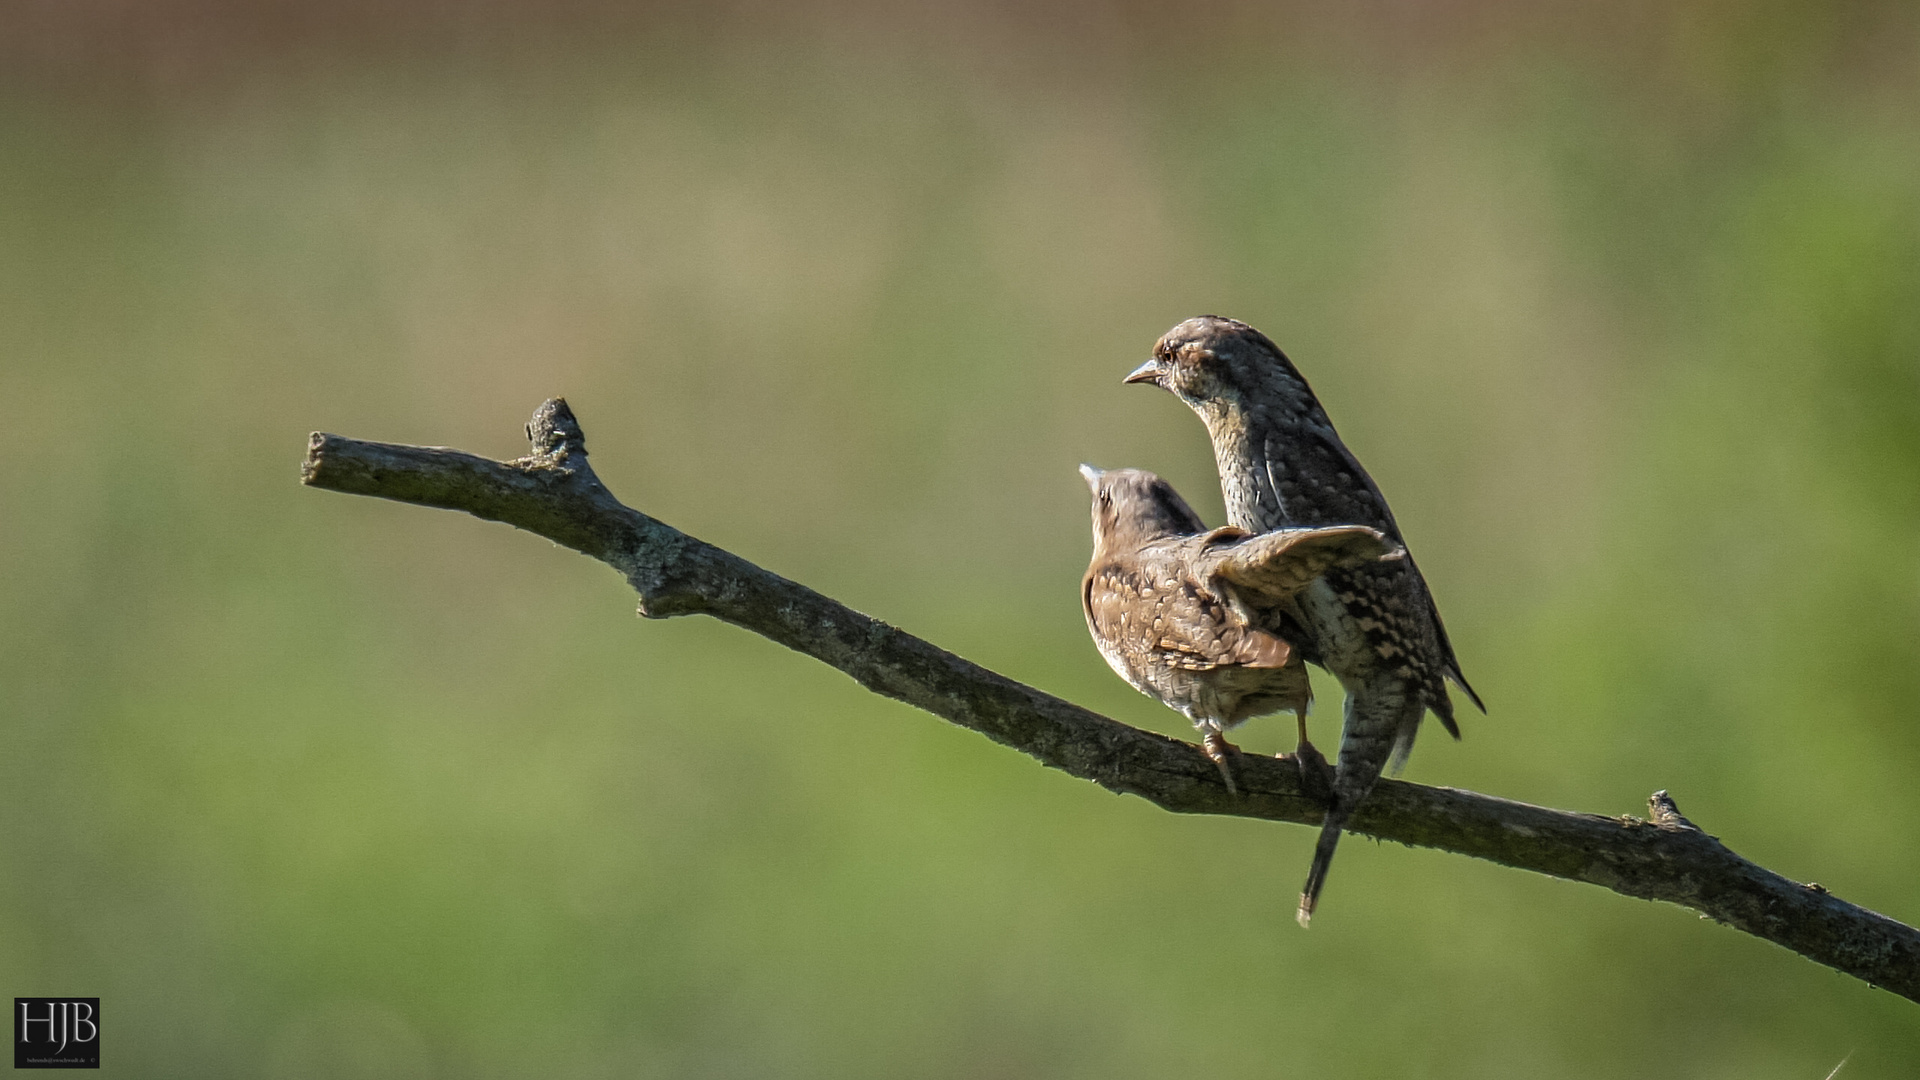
[{"left": 301, "top": 398, "right": 1920, "bottom": 1003}]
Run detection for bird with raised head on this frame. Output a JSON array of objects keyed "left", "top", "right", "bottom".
[
  {"left": 1078, "top": 464, "right": 1402, "bottom": 796},
  {"left": 1126, "top": 316, "right": 1483, "bottom": 926}
]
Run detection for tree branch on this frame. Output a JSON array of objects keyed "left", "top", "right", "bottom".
[{"left": 301, "top": 398, "right": 1920, "bottom": 1003}]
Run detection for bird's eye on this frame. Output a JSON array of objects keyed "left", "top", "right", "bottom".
[{"left": 1099, "top": 492, "right": 1112, "bottom": 507}]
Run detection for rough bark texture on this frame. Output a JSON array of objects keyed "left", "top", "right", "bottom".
[{"left": 302, "top": 398, "right": 1920, "bottom": 1003}]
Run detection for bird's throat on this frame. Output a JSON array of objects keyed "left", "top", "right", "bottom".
[{"left": 1198, "top": 405, "right": 1287, "bottom": 533}]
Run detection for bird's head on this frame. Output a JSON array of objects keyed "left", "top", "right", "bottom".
[
  {"left": 1078, "top": 464, "right": 1205, "bottom": 548},
  {"left": 1125, "top": 315, "right": 1287, "bottom": 406}
]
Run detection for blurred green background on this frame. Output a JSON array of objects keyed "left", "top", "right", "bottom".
[{"left": 3, "top": 1, "right": 1917, "bottom": 1075}]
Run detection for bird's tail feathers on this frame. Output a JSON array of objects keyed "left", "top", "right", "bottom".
[
  {"left": 1299, "top": 694, "right": 1408, "bottom": 924},
  {"left": 1297, "top": 811, "right": 1349, "bottom": 927},
  {"left": 1386, "top": 718, "right": 1420, "bottom": 776},
  {"left": 1450, "top": 667, "right": 1486, "bottom": 715},
  {"left": 1431, "top": 688, "right": 1462, "bottom": 741}
]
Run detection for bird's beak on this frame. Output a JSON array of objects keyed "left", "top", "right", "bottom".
[
  {"left": 1123, "top": 358, "right": 1163, "bottom": 386},
  {"left": 1077, "top": 463, "right": 1105, "bottom": 489}
]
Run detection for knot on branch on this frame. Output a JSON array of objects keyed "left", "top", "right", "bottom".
[
  {"left": 1648, "top": 790, "right": 1696, "bottom": 830},
  {"left": 526, "top": 398, "right": 588, "bottom": 461}
]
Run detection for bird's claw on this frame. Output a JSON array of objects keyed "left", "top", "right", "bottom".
[
  {"left": 1281, "top": 738, "right": 1336, "bottom": 805},
  {"left": 1201, "top": 730, "right": 1242, "bottom": 797}
]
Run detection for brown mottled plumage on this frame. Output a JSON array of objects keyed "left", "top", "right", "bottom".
[
  {"left": 1078, "top": 465, "right": 1402, "bottom": 794},
  {"left": 1128, "top": 315, "right": 1483, "bottom": 925}
]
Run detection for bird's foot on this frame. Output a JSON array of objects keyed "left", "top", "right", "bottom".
[
  {"left": 1201, "top": 730, "right": 1242, "bottom": 797},
  {"left": 1281, "top": 738, "right": 1336, "bottom": 805}
]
